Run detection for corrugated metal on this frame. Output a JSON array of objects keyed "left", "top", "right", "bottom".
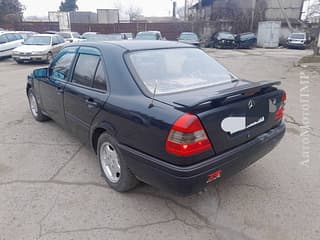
[
  {"left": 97, "top": 9, "right": 119, "bottom": 24},
  {"left": 257, "top": 21, "right": 281, "bottom": 48},
  {"left": 69, "top": 12, "right": 97, "bottom": 24}
]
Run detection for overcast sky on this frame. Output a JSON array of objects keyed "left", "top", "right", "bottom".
[{"left": 21, "top": 0, "right": 186, "bottom": 17}]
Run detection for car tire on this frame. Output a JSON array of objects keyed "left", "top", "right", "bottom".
[
  {"left": 46, "top": 52, "right": 53, "bottom": 64},
  {"left": 27, "top": 89, "right": 50, "bottom": 122},
  {"left": 98, "top": 132, "right": 139, "bottom": 192},
  {"left": 15, "top": 60, "right": 23, "bottom": 64}
]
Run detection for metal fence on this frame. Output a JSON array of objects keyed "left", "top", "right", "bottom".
[{"left": 0, "top": 21, "right": 240, "bottom": 40}]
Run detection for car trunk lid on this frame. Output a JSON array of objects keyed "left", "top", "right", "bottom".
[{"left": 156, "top": 80, "right": 285, "bottom": 154}]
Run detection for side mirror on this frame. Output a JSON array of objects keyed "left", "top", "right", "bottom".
[{"left": 33, "top": 68, "right": 48, "bottom": 78}]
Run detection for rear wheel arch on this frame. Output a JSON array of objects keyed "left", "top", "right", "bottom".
[{"left": 91, "top": 123, "right": 117, "bottom": 153}]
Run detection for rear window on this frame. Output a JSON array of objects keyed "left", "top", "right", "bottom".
[
  {"left": 136, "top": 32, "right": 160, "bottom": 40},
  {"left": 240, "top": 33, "right": 256, "bottom": 41},
  {"left": 57, "top": 32, "right": 72, "bottom": 39},
  {"left": 127, "top": 48, "right": 235, "bottom": 95},
  {"left": 0, "top": 35, "right": 8, "bottom": 44},
  {"left": 6, "top": 33, "right": 17, "bottom": 41},
  {"left": 290, "top": 33, "right": 305, "bottom": 39},
  {"left": 179, "top": 33, "right": 199, "bottom": 41},
  {"left": 72, "top": 32, "right": 80, "bottom": 38}
]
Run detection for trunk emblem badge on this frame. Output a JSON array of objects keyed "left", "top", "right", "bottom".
[{"left": 248, "top": 100, "right": 255, "bottom": 110}]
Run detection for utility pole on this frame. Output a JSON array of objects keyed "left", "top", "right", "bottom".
[
  {"left": 173, "top": 1, "right": 177, "bottom": 18},
  {"left": 199, "top": 0, "right": 202, "bottom": 20},
  {"left": 250, "top": 0, "right": 256, "bottom": 32},
  {"left": 184, "top": 0, "right": 188, "bottom": 21},
  {"left": 276, "top": 0, "right": 293, "bottom": 31}
]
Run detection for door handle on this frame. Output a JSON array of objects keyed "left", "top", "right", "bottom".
[
  {"left": 56, "top": 87, "right": 64, "bottom": 95},
  {"left": 85, "top": 99, "right": 99, "bottom": 108}
]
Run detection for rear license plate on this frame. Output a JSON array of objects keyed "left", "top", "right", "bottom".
[
  {"left": 20, "top": 56, "right": 31, "bottom": 60},
  {"left": 221, "top": 100, "right": 267, "bottom": 135}
]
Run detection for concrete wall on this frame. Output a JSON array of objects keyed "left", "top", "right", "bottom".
[
  {"left": 97, "top": 9, "right": 119, "bottom": 24},
  {"left": 265, "top": 0, "right": 303, "bottom": 21},
  {"left": 69, "top": 12, "right": 97, "bottom": 24},
  {"left": 190, "top": 0, "right": 304, "bottom": 22}
]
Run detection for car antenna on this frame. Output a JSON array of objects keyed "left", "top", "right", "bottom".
[{"left": 149, "top": 80, "right": 158, "bottom": 108}]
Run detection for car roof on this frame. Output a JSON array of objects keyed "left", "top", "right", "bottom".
[
  {"left": 83, "top": 40, "right": 195, "bottom": 51},
  {"left": 138, "top": 31, "right": 160, "bottom": 34},
  {"left": 0, "top": 31, "right": 17, "bottom": 35},
  {"left": 33, "top": 34, "right": 54, "bottom": 37}
]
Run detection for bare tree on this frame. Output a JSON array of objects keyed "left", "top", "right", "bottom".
[
  {"left": 177, "top": 6, "right": 185, "bottom": 19},
  {"left": 304, "top": 0, "right": 320, "bottom": 56},
  {"left": 306, "top": 0, "right": 320, "bottom": 21},
  {"left": 113, "top": 0, "right": 124, "bottom": 14},
  {"left": 126, "top": 5, "right": 142, "bottom": 22}
]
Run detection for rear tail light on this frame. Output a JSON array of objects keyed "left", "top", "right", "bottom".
[
  {"left": 275, "top": 91, "right": 286, "bottom": 120},
  {"left": 166, "top": 113, "right": 212, "bottom": 156}
]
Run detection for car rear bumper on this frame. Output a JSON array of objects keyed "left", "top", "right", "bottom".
[
  {"left": 287, "top": 43, "right": 306, "bottom": 48},
  {"left": 119, "top": 123, "right": 286, "bottom": 196}
]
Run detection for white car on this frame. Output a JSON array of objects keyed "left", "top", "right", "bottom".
[
  {"left": 56, "top": 32, "right": 82, "bottom": 43},
  {"left": 0, "top": 32, "right": 24, "bottom": 58},
  {"left": 16, "top": 31, "right": 37, "bottom": 40},
  {"left": 12, "top": 34, "right": 66, "bottom": 63}
]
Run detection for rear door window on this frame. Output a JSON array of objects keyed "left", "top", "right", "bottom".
[
  {"left": 57, "top": 36, "right": 65, "bottom": 43},
  {"left": 14, "top": 34, "right": 23, "bottom": 40},
  {"left": 93, "top": 61, "right": 107, "bottom": 91},
  {"left": 0, "top": 35, "right": 8, "bottom": 44},
  {"left": 72, "top": 54, "right": 100, "bottom": 87},
  {"left": 52, "top": 36, "right": 59, "bottom": 45},
  {"left": 6, "top": 34, "right": 16, "bottom": 42}
]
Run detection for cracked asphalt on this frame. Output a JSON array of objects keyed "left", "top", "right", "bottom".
[{"left": 0, "top": 48, "right": 319, "bottom": 240}]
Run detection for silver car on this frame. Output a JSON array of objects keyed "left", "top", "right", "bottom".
[
  {"left": 287, "top": 32, "right": 310, "bottom": 49},
  {"left": 12, "top": 34, "right": 66, "bottom": 63}
]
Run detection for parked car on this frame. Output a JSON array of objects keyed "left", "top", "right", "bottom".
[
  {"left": 56, "top": 32, "right": 82, "bottom": 43},
  {"left": 45, "top": 31, "right": 58, "bottom": 35},
  {"left": 177, "top": 32, "right": 200, "bottom": 47},
  {"left": 286, "top": 32, "right": 311, "bottom": 49},
  {"left": 235, "top": 32, "right": 257, "bottom": 49},
  {"left": 81, "top": 32, "right": 98, "bottom": 40},
  {"left": 135, "top": 31, "right": 162, "bottom": 40},
  {"left": 0, "top": 31, "right": 24, "bottom": 58},
  {"left": 121, "top": 33, "right": 134, "bottom": 40},
  {"left": 12, "top": 34, "right": 66, "bottom": 63},
  {"left": 16, "top": 31, "right": 37, "bottom": 40},
  {"left": 84, "top": 34, "right": 124, "bottom": 42},
  {"left": 26, "top": 41, "right": 286, "bottom": 196},
  {"left": 206, "top": 32, "right": 236, "bottom": 49}
]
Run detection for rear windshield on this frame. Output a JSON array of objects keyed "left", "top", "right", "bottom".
[
  {"left": 240, "top": 33, "right": 256, "bottom": 41},
  {"left": 57, "top": 32, "right": 72, "bottom": 39},
  {"left": 127, "top": 48, "right": 235, "bottom": 95},
  {"left": 180, "top": 33, "right": 199, "bottom": 41},
  {"left": 72, "top": 32, "right": 80, "bottom": 38},
  {"left": 136, "top": 32, "right": 159, "bottom": 40},
  {"left": 290, "top": 33, "right": 305, "bottom": 39}
]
